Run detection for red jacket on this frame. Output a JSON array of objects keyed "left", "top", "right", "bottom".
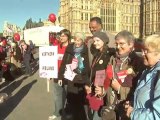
[{"left": 57, "top": 44, "right": 67, "bottom": 71}]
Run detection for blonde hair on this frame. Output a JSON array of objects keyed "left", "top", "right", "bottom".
[
  {"left": 74, "top": 32, "right": 86, "bottom": 42},
  {"left": 144, "top": 34, "right": 160, "bottom": 51}
]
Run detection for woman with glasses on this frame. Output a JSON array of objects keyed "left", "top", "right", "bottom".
[
  {"left": 49, "top": 29, "right": 71, "bottom": 120},
  {"left": 126, "top": 34, "right": 160, "bottom": 120},
  {"left": 101, "top": 30, "right": 144, "bottom": 120},
  {"left": 58, "top": 32, "right": 90, "bottom": 120}
]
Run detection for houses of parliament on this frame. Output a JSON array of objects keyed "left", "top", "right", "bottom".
[{"left": 58, "top": 0, "right": 160, "bottom": 39}]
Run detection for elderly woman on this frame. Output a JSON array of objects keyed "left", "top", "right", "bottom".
[
  {"left": 127, "top": 34, "right": 160, "bottom": 120},
  {"left": 101, "top": 30, "right": 144, "bottom": 120},
  {"left": 58, "top": 32, "right": 90, "bottom": 120}
]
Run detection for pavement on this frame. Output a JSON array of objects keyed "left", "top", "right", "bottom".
[{"left": 0, "top": 49, "right": 60, "bottom": 120}]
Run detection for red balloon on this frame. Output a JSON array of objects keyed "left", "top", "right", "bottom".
[
  {"left": 48, "top": 13, "right": 56, "bottom": 23},
  {"left": 14, "top": 33, "right": 20, "bottom": 41},
  {"left": 2, "top": 40, "right": 7, "bottom": 46}
]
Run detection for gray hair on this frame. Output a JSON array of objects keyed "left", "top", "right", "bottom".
[
  {"left": 74, "top": 32, "right": 86, "bottom": 42},
  {"left": 115, "top": 30, "right": 135, "bottom": 43}
]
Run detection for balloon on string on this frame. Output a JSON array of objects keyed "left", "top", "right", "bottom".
[
  {"left": 48, "top": 13, "right": 56, "bottom": 23},
  {"left": 2, "top": 40, "right": 7, "bottom": 46},
  {"left": 13, "top": 33, "right": 20, "bottom": 41}
]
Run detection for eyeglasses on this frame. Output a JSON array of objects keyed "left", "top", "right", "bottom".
[{"left": 115, "top": 42, "right": 127, "bottom": 47}]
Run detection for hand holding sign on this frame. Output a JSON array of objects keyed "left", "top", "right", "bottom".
[
  {"left": 111, "top": 79, "right": 121, "bottom": 91},
  {"left": 116, "top": 68, "right": 133, "bottom": 84}
]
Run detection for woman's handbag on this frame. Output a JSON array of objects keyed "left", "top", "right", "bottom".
[
  {"left": 100, "top": 87, "right": 117, "bottom": 120},
  {"left": 100, "top": 105, "right": 116, "bottom": 120},
  {"left": 86, "top": 93, "right": 104, "bottom": 111}
]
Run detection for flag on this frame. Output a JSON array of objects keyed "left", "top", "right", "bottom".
[
  {"left": 116, "top": 70, "right": 128, "bottom": 84},
  {"left": 104, "top": 65, "right": 114, "bottom": 90}
]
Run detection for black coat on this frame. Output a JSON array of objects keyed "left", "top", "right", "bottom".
[
  {"left": 14, "top": 42, "right": 22, "bottom": 61},
  {"left": 23, "top": 45, "right": 31, "bottom": 61},
  {"left": 90, "top": 50, "right": 111, "bottom": 85},
  {"left": 58, "top": 43, "right": 90, "bottom": 93}
]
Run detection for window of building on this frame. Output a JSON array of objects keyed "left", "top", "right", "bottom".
[
  {"left": 85, "top": 6, "right": 88, "bottom": 10},
  {"left": 146, "top": 3, "right": 150, "bottom": 11},
  {"left": 81, "top": 13, "right": 83, "bottom": 20},
  {"left": 101, "top": 8, "right": 103, "bottom": 15},
  {"left": 85, "top": 13, "right": 88, "bottom": 20},
  {"left": 125, "top": 5, "right": 127, "bottom": 13},
  {"left": 158, "top": 11, "right": 160, "bottom": 18},
  {"left": 90, "top": 13, "right": 93, "bottom": 18},
  {"left": 158, "top": 1, "right": 160, "bottom": 10}
]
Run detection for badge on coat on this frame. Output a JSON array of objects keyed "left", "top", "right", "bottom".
[
  {"left": 99, "top": 60, "right": 103, "bottom": 64},
  {"left": 127, "top": 68, "right": 133, "bottom": 74}
]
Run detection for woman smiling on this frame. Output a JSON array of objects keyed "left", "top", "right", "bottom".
[
  {"left": 85, "top": 31, "right": 110, "bottom": 120},
  {"left": 127, "top": 34, "right": 160, "bottom": 120},
  {"left": 58, "top": 32, "right": 90, "bottom": 120}
]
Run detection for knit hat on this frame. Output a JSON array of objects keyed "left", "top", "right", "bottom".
[
  {"left": 74, "top": 32, "right": 86, "bottom": 42},
  {"left": 93, "top": 31, "right": 109, "bottom": 44}
]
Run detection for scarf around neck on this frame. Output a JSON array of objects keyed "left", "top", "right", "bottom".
[{"left": 73, "top": 44, "right": 84, "bottom": 73}]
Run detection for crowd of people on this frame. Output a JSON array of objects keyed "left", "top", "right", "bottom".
[
  {"left": 0, "top": 37, "right": 36, "bottom": 103},
  {"left": 1, "top": 16, "right": 160, "bottom": 120},
  {"left": 48, "top": 16, "right": 160, "bottom": 120}
]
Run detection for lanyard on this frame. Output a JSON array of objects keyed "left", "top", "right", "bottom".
[
  {"left": 90, "top": 53, "right": 103, "bottom": 85},
  {"left": 120, "top": 56, "right": 129, "bottom": 70},
  {"left": 91, "top": 53, "right": 103, "bottom": 68}
]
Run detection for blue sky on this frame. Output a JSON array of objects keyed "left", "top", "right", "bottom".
[{"left": 0, "top": 0, "right": 59, "bottom": 32}]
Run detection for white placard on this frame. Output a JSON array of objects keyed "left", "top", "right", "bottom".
[{"left": 39, "top": 46, "right": 58, "bottom": 78}]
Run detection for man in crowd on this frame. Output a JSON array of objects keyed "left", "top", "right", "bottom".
[{"left": 88, "top": 17, "right": 115, "bottom": 65}]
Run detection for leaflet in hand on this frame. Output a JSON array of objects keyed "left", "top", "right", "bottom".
[
  {"left": 94, "top": 69, "right": 106, "bottom": 86},
  {"left": 70, "top": 58, "right": 78, "bottom": 70},
  {"left": 64, "top": 64, "right": 77, "bottom": 81},
  {"left": 116, "top": 70, "right": 128, "bottom": 84}
]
